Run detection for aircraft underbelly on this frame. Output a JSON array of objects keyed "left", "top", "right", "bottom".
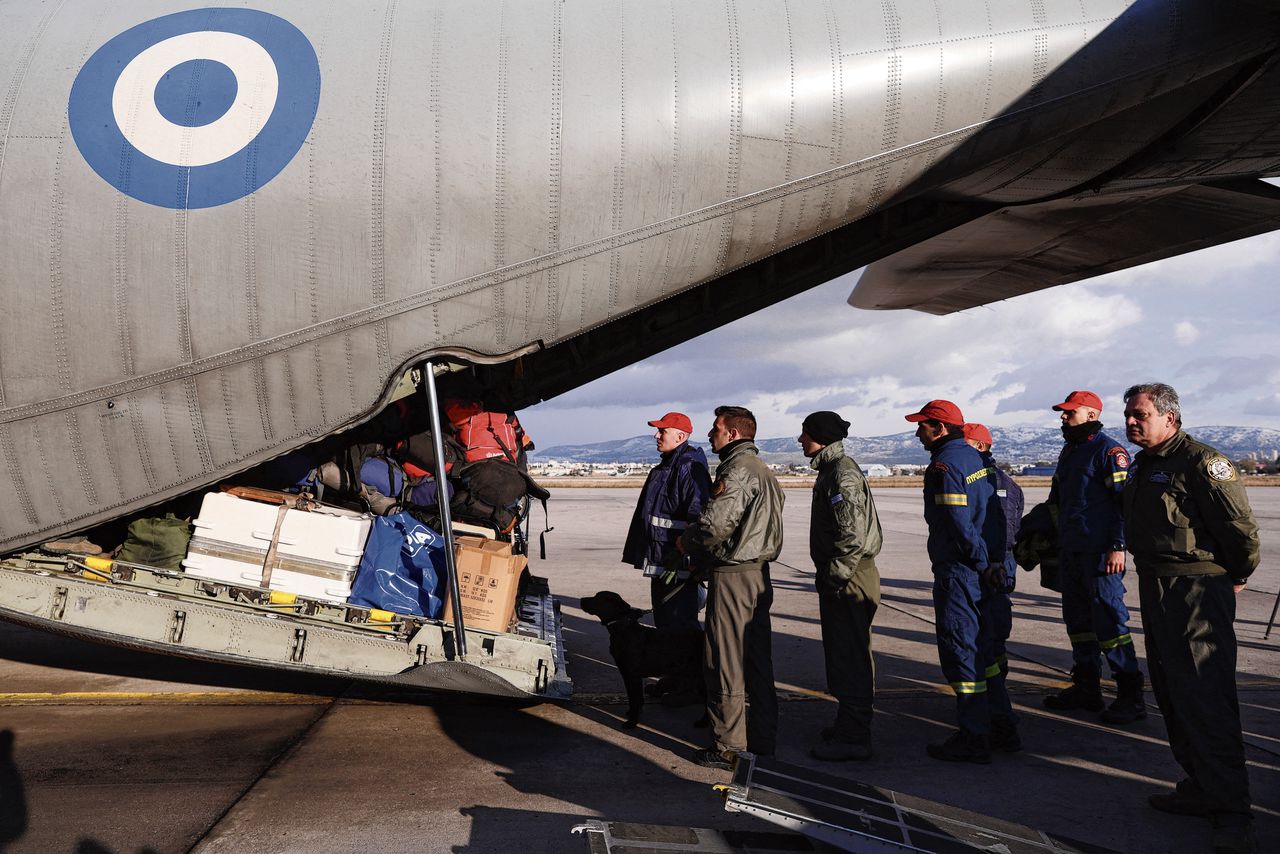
[{"left": 1, "top": 0, "right": 1278, "bottom": 549}]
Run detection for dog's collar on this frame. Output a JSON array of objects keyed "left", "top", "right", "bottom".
[{"left": 603, "top": 610, "right": 651, "bottom": 629}]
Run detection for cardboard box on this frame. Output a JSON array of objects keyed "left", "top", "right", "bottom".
[{"left": 442, "top": 536, "right": 527, "bottom": 632}]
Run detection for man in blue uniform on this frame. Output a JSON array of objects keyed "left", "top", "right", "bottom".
[
  {"left": 1044, "top": 391, "right": 1145, "bottom": 725},
  {"left": 963, "top": 423, "right": 1024, "bottom": 752},
  {"left": 622, "top": 412, "right": 711, "bottom": 630},
  {"left": 906, "top": 400, "right": 998, "bottom": 763}
]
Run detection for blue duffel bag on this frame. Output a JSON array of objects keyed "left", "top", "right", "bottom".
[
  {"left": 348, "top": 512, "right": 446, "bottom": 618},
  {"left": 359, "top": 457, "right": 453, "bottom": 509}
]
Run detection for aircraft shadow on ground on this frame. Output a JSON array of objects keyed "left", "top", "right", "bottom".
[
  {"left": 0, "top": 730, "right": 26, "bottom": 850},
  {"left": 0, "top": 729, "right": 162, "bottom": 854},
  {"left": 431, "top": 670, "right": 1275, "bottom": 854},
  {"left": 434, "top": 701, "right": 748, "bottom": 853}
]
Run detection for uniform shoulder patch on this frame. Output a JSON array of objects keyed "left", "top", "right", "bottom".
[
  {"left": 928, "top": 462, "right": 950, "bottom": 473},
  {"left": 830, "top": 493, "right": 844, "bottom": 506},
  {"left": 1206, "top": 457, "right": 1237, "bottom": 482},
  {"left": 1108, "top": 447, "right": 1130, "bottom": 468},
  {"left": 713, "top": 479, "right": 727, "bottom": 496}
]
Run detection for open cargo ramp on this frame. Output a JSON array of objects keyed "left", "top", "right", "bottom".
[
  {"left": 575, "top": 754, "right": 1118, "bottom": 854},
  {"left": 0, "top": 553, "right": 571, "bottom": 702}
]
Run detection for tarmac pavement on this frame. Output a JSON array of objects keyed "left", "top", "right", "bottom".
[{"left": 0, "top": 485, "right": 1276, "bottom": 853}]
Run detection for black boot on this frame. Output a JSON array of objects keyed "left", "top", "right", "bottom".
[
  {"left": 1044, "top": 664, "right": 1103, "bottom": 712},
  {"left": 926, "top": 730, "right": 991, "bottom": 764},
  {"left": 990, "top": 716, "right": 1023, "bottom": 753},
  {"left": 1101, "top": 671, "right": 1147, "bottom": 724}
]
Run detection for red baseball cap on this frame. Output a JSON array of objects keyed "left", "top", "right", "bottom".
[
  {"left": 648, "top": 412, "right": 693, "bottom": 433},
  {"left": 904, "top": 400, "right": 965, "bottom": 426},
  {"left": 963, "top": 423, "right": 994, "bottom": 446},
  {"left": 1052, "top": 391, "right": 1103, "bottom": 412}
]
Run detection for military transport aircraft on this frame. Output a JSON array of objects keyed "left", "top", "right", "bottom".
[{"left": 1, "top": 0, "right": 1278, "bottom": 699}]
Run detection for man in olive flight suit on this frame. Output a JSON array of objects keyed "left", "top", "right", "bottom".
[
  {"left": 682, "top": 405, "right": 785, "bottom": 771},
  {"left": 799, "top": 411, "right": 883, "bottom": 762},
  {"left": 1122, "top": 382, "right": 1260, "bottom": 854}
]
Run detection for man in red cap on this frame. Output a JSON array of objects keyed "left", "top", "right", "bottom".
[
  {"left": 623, "top": 412, "right": 711, "bottom": 630},
  {"left": 963, "top": 423, "right": 1025, "bottom": 753},
  {"left": 1044, "top": 390, "right": 1145, "bottom": 724},
  {"left": 906, "top": 401, "right": 1000, "bottom": 762}
]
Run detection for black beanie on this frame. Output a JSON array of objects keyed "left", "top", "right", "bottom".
[{"left": 802, "top": 411, "right": 850, "bottom": 446}]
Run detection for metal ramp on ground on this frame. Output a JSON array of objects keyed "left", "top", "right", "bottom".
[{"left": 574, "top": 754, "right": 1118, "bottom": 854}]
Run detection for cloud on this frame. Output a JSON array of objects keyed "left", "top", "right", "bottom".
[
  {"left": 1174, "top": 321, "right": 1200, "bottom": 346},
  {"left": 1246, "top": 394, "right": 1280, "bottom": 416}
]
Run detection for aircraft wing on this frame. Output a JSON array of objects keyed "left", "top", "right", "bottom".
[{"left": 850, "top": 179, "right": 1280, "bottom": 315}]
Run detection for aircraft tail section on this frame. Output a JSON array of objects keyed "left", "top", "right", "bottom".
[{"left": 850, "top": 179, "right": 1280, "bottom": 315}]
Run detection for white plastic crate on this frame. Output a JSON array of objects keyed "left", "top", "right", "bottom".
[{"left": 183, "top": 492, "right": 372, "bottom": 604}]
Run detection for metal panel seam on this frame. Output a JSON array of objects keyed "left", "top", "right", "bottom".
[
  {"left": 607, "top": 1, "right": 626, "bottom": 318},
  {"left": 712, "top": 0, "right": 743, "bottom": 277},
  {"left": 493, "top": 1, "right": 510, "bottom": 351},
  {"left": 371, "top": 0, "right": 397, "bottom": 377},
  {"left": 546, "top": 0, "right": 564, "bottom": 341},
  {"left": 429, "top": 7, "right": 444, "bottom": 345}
]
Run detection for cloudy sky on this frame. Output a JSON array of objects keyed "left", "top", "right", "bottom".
[{"left": 521, "top": 227, "right": 1280, "bottom": 449}]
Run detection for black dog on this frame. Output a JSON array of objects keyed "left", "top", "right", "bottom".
[{"left": 580, "top": 590, "right": 706, "bottom": 729}]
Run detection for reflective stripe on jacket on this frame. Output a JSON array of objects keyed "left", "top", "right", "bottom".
[
  {"left": 923, "top": 434, "right": 994, "bottom": 569},
  {"left": 1123, "top": 430, "right": 1260, "bottom": 581},
  {"left": 1051, "top": 426, "right": 1128, "bottom": 552},
  {"left": 622, "top": 441, "right": 711, "bottom": 572},
  {"left": 808, "top": 442, "right": 882, "bottom": 593}
]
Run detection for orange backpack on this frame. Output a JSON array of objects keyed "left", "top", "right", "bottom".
[{"left": 443, "top": 400, "right": 530, "bottom": 466}]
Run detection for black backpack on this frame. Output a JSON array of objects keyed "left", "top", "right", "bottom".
[{"left": 450, "top": 460, "right": 553, "bottom": 556}]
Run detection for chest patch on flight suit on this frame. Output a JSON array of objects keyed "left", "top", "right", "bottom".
[
  {"left": 830, "top": 493, "right": 844, "bottom": 506},
  {"left": 1149, "top": 470, "right": 1172, "bottom": 484},
  {"left": 1207, "top": 457, "right": 1237, "bottom": 481}
]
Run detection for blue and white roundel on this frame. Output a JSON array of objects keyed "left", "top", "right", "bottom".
[{"left": 69, "top": 8, "right": 320, "bottom": 209}]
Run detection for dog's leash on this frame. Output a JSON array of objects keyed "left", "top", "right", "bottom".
[{"left": 658, "top": 576, "right": 706, "bottom": 606}]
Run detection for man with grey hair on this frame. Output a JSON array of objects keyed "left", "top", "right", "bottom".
[{"left": 1122, "top": 382, "right": 1260, "bottom": 854}]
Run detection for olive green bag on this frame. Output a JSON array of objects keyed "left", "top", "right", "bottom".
[{"left": 115, "top": 514, "right": 192, "bottom": 570}]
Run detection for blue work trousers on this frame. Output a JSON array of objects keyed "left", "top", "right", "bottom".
[
  {"left": 978, "top": 590, "right": 1015, "bottom": 724},
  {"left": 932, "top": 564, "right": 988, "bottom": 736},
  {"left": 1059, "top": 550, "right": 1138, "bottom": 676},
  {"left": 650, "top": 574, "right": 705, "bottom": 631}
]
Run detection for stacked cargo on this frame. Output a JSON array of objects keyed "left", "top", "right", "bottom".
[
  {"left": 95, "top": 389, "right": 549, "bottom": 635},
  {"left": 183, "top": 491, "right": 371, "bottom": 605},
  {"left": 36, "top": 373, "right": 551, "bottom": 637}
]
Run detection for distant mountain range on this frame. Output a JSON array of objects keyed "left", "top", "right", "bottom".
[{"left": 532, "top": 425, "right": 1280, "bottom": 467}]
